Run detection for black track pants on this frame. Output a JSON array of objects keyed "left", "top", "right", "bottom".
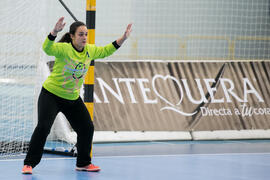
[{"left": 24, "top": 87, "right": 94, "bottom": 168}]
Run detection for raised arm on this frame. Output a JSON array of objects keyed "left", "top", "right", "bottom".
[
  {"left": 43, "top": 17, "right": 66, "bottom": 57},
  {"left": 92, "top": 23, "right": 133, "bottom": 59}
]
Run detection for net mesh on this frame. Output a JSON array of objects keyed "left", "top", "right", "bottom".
[
  {"left": 0, "top": 0, "right": 85, "bottom": 156},
  {"left": 96, "top": 0, "right": 270, "bottom": 60},
  {"left": 0, "top": 0, "right": 44, "bottom": 156}
]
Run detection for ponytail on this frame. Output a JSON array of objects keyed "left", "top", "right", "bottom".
[{"left": 58, "top": 32, "right": 72, "bottom": 43}]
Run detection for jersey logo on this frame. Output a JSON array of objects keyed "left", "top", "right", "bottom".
[{"left": 62, "top": 59, "right": 88, "bottom": 93}]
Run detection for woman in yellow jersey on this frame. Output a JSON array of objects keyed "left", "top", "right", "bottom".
[{"left": 22, "top": 17, "right": 132, "bottom": 174}]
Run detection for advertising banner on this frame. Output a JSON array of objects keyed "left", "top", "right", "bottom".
[{"left": 92, "top": 61, "right": 270, "bottom": 131}]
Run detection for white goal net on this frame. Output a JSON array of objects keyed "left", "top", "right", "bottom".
[{"left": 0, "top": 0, "right": 85, "bottom": 156}]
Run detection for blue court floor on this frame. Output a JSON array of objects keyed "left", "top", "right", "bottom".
[{"left": 1, "top": 140, "right": 270, "bottom": 180}]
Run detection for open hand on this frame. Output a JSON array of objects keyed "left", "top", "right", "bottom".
[
  {"left": 51, "top": 17, "right": 66, "bottom": 36},
  {"left": 123, "top": 23, "right": 132, "bottom": 40},
  {"left": 116, "top": 23, "right": 133, "bottom": 46}
]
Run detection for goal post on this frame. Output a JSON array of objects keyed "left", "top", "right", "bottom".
[{"left": 84, "top": 0, "right": 96, "bottom": 122}]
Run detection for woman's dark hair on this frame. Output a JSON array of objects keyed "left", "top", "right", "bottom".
[{"left": 58, "top": 21, "right": 86, "bottom": 43}]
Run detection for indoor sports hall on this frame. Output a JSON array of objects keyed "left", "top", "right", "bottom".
[{"left": 1, "top": 0, "right": 270, "bottom": 179}]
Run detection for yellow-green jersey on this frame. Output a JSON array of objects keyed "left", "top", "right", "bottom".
[{"left": 42, "top": 34, "right": 119, "bottom": 100}]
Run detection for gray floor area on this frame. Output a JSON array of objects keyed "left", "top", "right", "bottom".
[{"left": 93, "top": 140, "right": 270, "bottom": 156}]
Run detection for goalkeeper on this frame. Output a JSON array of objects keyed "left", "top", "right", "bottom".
[{"left": 22, "top": 17, "right": 132, "bottom": 174}]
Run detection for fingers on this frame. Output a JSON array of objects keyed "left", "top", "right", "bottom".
[
  {"left": 59, "top": 16, "right": 65, "bottom": 22},
  {"left": 52, "top": 17, "right": 66, "bottom": 36},
  {"left": 55, "top": 17, "right": 66, "bottom": 32},
  {"left": 57, "top": 17, "right": 65, "bottom": 26},
  {"left": 116, "top": 23, "right": 133, "bottom": 45},
  {"left": 127, "top": 23, "right": 132, "bottom": 28},
  {"left": 127, "top": 23, "right": 132, "bottom": 31},
  {"left": 124, "top": 23, "right": 132, "bottom": 39}
]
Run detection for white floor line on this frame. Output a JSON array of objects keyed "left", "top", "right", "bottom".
[
  {"left": 93, "top": 152, "right": 270, "bottom": 159},
  {"left": 0, "top": 157, "right": 76, "bottom": 162},
  {"left": 150, "top": 141, "right": 179, "bottom": 145},
  {"left": 2, "top": 152, "right": 270, "bottom": 162}
]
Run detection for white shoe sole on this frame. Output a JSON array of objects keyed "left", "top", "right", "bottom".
[{"left": 75, "top": 167, "right": 100, "bottom": 172}]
